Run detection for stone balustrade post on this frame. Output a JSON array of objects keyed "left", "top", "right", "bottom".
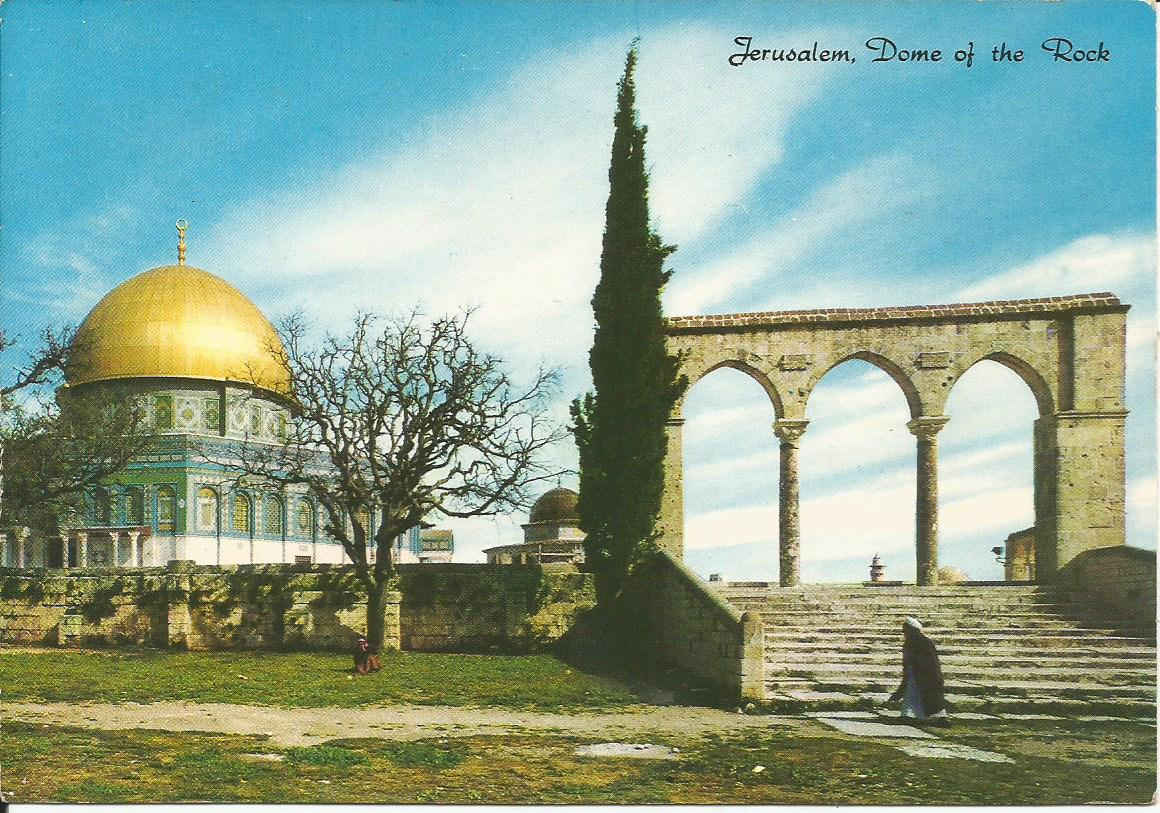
[
  {"left": 76, "top": 531, "right": 88, "bottom": 568},
  {"left": 658, "top": 417, "right": 686, "bottom": 559},
  {"left": 907, "top": 415, "right": 950, "bottom": 586},
  {"left": 773, "top": 418, "right": 809, "bottom": 587}
]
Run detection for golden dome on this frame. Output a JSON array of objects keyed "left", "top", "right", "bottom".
[{"left": 68, "top": 265, "right": 290, "bottom": 393}]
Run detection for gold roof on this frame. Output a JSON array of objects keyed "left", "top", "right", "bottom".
[{"left": 68, "top": 265, "right": 290, "bottom": 393}]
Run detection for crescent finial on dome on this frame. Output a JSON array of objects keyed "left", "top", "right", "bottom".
[{"left": 176, "top": 219, "right": 189, "bottom": 265}]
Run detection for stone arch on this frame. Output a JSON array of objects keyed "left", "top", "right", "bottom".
[
  {"left": 660, "top": 293, "right": 1129, "bottom": 585},
  {"left": 948, "top": 351, "right": 1054, "bottom": 417},
  {"left": 677, "top": 359, "right": 783, "bottom": 420},
  {"left": 805, "top": 349, "right": 924, "bottom": 419}
]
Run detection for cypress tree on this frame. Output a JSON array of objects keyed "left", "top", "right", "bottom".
[{"left": 571, "top": 45, "right": 688, "bottom": 606}]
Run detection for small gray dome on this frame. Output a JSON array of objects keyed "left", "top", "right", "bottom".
[{"left": 529, "top": 487, "right": 580, "bottom": 524}]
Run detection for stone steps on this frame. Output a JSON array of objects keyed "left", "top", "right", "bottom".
[
  {"left": 770, "top": 640, "right": 1158, "bottom": 658},
  {"left": 769, "top": 661, "right": 1153, "bottom": 686},
  {"left": 720, "top": 583, "right": 1156, "bottom": 717},
  {"left": 763, "top": 631, "right": 1153, "bottom": 647},
  {"left": 773, "top": 651, "right": 1156, "bottom": 667},
  {"left": 758, "top": 620, "right": 1131, "bottom": 634},
  {"left": 763, "top": 689, "right": 1158, "bottom": 717},
  {"left": 736, "top": 605, "right": 1075, "bottom": 617}
]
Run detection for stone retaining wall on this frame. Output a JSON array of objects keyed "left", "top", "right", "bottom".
[
  {"left": 398, "top": 563, "right": 595, "bottom": 652},
  {"left": 1055, "top": 545, "right": 1156, "bottom": 634},
  {"left": 0, "top": 562, "right": 595, "bottom": 653},
  {"left": 621, "top": 551, "right": 764, "bottom": 701}
]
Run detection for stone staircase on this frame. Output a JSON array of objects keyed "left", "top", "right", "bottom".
[{"left": 717, "top": 583, "right": 1157, "bottom": 718}]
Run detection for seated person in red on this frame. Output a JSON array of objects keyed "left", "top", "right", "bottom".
[{"left": 353, "top": 636, "right": 381, "bottom": 674}]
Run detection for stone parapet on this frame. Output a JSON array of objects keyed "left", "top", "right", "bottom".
[
  {"left": 664, "top": 293, "right": 1126, "bottom": 332},
  {"left": 0, "top": 562, "right": 594, "bottom": 653},
  {"left": 621, "top": 551, "right": 764, "bottom": 701},
  {"left": 1055, "top": 546, "right": 1156, "bottom": 635},
  {"left": 397, "top": 563, "right": 595, "bottom": 652}
]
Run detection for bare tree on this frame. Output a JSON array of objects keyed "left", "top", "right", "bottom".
[
  {"left": 1, "top": 327, "right": 154, "bottom": 530},
  {"left": 239, "top": 311, "right": 567, "bottom": 650}
]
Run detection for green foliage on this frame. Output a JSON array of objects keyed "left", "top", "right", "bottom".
[
  {"left": 571, "top": 46, "right": 688, "bottom": 606},
  {"left": 77, "top": 576, "right": 126, "bottom": 623},
  {"left": 338, "top": 739, "right": 468, "bottom": 769},
  {"left": 285, "top": 744, "right": 370, "bottom": 768},
  {"left": 0, "top": 649, "right": 642, "bottom": 710},
  {"left": 3, "top": 720, "right": 1155, "bottom": 804}
]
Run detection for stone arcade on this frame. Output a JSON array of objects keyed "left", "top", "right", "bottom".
[{"left": 658, "top": 293, "right": 1128, "bottom": 586}]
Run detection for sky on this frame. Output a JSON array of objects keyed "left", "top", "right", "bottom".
[{"left": 1, "top": 0, "right": 1155, "bottom": 582}]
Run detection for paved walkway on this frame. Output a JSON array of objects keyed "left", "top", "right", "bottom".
[
  {"left": 2, "top": 700, "right": 804, "bottom": 747},
  {"left": 8, "top": 700, "right": 1148, "bottom": 761}
]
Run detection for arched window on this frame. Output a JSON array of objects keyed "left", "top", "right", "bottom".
[
  {"left": 264, "top": 495, "right": 283, "bottom": 536},
  {"left": 126, "top": 488, "right": 145, "bottom": 525},
  {"left": 157, "top": 486, "right": 176, "bottom": 534},
  {"left": 94, "top": 488, "right": 112, "bottom": 525},
  {"left": 197, "top": 487, "right": 219, "bottom": 532},
  {"left": 232, "top": 493, "right": 252, "bottom": 534},
  {"left": 296, "top": 500, "right": 315, "bottom": 540}
]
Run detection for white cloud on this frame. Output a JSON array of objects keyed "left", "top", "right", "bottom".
[
  {"left": 187, "top": 23, "right": 850, "bottom": 558},
  {"left": 1126, "top": 475, "right": 1157, "bottom": 549},
  {"left": 666, "top": 151, "right": 935, "bottom": 315},
  {"left": 954, "top": 232, "right": 1156, "bottom": 302},
  {"left": 14, "top": 205, "right": 145, "bottom": 320},
  {"left": 201, "top": 23, "right": 845, "bottom": 379},
  {"left": 636, "top": 27, "right": 847, "bottom": 243}
]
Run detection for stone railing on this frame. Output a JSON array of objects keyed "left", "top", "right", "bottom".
[
  {"left": 1054, "top": 545, "right": 1156, "bottom": 636},
  {"left": 621, "top": 550, "right": 764, "bottom": 701}
]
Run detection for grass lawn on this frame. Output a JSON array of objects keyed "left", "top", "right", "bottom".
[
  {"left": 0, "top": 647, "right": 643, "bottom": 710},
  {"left": 1, "top": 718, "right": 1154, "bottom": 804}
]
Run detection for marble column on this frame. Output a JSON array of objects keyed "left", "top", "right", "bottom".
[
  {"left": 907, "top": 415, "right": 950, "bottom": 586},
  {"left": 126, "top": 531, "right": 141, "bottom": 567},
  {"left": 773, "top": 418, "right": 809, "bottom": 587},
  {"left": 16, "top": 530, "right": 27, "bottom": 569},
  {"left": 151, "top": 536, "right": 161, "bottom": 567},
  {"left": 60, "top": 534, "right": 71, "bottom": 569}
]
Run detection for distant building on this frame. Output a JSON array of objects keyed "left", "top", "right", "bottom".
[
  {"left": 393, "top": 526, "right": 454, "bottom": 564},
  {"left": 1003, "top": 527, "right": 1036, "bottom": 581},
  {"left": 484, "top": 487, "right": 585, "bottom": 565}
]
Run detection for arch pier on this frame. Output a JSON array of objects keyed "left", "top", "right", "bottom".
[{"left": 660, "top": 293, "right": 1129, "bottom": 585}]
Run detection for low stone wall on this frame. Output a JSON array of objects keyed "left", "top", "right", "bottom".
[
  {"left": 398, "top": 563, "right": 595, "bottom": 652},
  {"left": 0, "top": 562, "right": 595, "bottom": 653},
  {"left": 1055, "top": 545, "right": 1156, "bottom": 635},
  {"left": 621, "top": 551, "right": 763, "bottom": 701}
]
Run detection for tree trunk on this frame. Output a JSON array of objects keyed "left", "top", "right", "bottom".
[{"left": 365, "top": 576, "right": 388, "bottom": 653}]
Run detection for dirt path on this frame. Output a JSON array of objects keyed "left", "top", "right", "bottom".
[{"left": 3, "top": 701, "right": 806, "bottom": 746}]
